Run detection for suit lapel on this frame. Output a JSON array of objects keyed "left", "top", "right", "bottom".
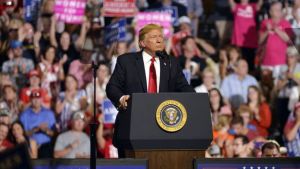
[
  {"left": 159, "top": 57, "right": 168, "bottom": 92},
  {"left": 135, "top": 52, "right": 147, "bottom": 92}
]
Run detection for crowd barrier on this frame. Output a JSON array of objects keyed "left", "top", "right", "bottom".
[{"left": 195, "top": 158, "right": 300, "bottom": 169}]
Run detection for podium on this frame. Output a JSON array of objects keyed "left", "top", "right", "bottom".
[{"left": 114, "top": 93, "right": 212, "bottom": 169}]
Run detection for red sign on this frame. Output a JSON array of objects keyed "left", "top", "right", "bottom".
[{"left": 103, "top": 0, "right": 136, "bottom": 17}]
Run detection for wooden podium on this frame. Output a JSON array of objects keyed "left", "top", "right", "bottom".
[
  {"left": 125, "top": 150, "right": 205, "bottom": 169},
  {"left": 113, "top": 93, "right": 212, "bottom": 169}
]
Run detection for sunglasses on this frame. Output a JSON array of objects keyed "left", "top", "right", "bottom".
[{"left": 8, "top": 29, "right": 18, "bottom": 32}]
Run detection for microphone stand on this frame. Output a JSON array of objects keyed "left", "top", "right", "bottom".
[
  {"left": 90, "top": 61, "right": 98, "bottom": 169},
  {"left": 156, "top": 51, "right": 172, "bottom": 91}
]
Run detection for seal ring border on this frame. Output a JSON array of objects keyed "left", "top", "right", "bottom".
[{"left": 156, "top": 100, "right": 187, "bottom": 132}]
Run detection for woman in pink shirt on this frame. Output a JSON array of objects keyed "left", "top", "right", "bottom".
[
  {"left": 229, "top": 0, "right": 263, "bottom": 73},
  {"left": 259, "top": 1, "right": 293, "bottom": 80}
]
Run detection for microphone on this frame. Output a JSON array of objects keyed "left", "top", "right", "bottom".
[{"left": 155, "top": 50, "right": 167, "bottom": 59}]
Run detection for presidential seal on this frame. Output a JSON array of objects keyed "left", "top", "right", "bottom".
[{"left": 156, "top": 100, "right": 187, "bottom": 132}]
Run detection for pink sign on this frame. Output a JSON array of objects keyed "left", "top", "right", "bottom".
[
  {"left": 104, "top": 0, "right": 136, "bottom": 17},
  {"left": 54, "top": 0, "right": 86, "bottom": 24},
  {"left": 136, "top": 12, "right": 172, "bottom": 38}
]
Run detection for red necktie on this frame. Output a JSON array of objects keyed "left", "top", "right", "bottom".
[{"left": 148, "top": 56, "right": 157, "bottom": 93}]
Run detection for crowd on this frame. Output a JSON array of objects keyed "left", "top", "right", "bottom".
[{"left": 0, "top": 0, "right": 300, "bottom": 159}]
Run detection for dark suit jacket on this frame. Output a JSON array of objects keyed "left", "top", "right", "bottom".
[{"left": 106, "top": 51, "right": 194, "bottom": 148}]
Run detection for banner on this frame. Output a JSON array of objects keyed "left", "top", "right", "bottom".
[
  {"left": 103, "top": 0, "right": 136, "bottom": 17},
  {"left": 54, "top": 0, "right": 86, "bottom": 24},
  {"left": 136, "top": 12, "right": 172, "bottom": 38},
  {"left": 104, "top": 19, "right": 126, "bottom": 46},
  {"left": 102, "top": 99, "right": 118, "bottom": 124}
]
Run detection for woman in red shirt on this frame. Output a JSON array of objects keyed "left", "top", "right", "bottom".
[{"left": 247, "top": 85, "right": 272, "bottom": 137}]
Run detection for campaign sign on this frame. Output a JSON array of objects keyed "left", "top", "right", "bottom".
[
  {"left": 54, "top": 0, "right": 86, "bottom": 24},
  {"left": 24, "top": 0, "right": 42, "bottom": 22},
  {"left": 102, "top": 99, "right": 118, "bottom": 124},
  {"left": 136, "top": 12, "right": 172, "bottom": 38},
  {"left": 104, "top": 19, "right": 126, "bottom": 46},
  {"left": 146, "top": 6, "right": 179, "bottom": 26},
  {"left": 103, "top": 0, "right": 136, "bottom": 17},
  {"left": 195, "top": 158, "right": 300, "bottom": 169}
]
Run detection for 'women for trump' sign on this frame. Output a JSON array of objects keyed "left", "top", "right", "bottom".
[
  {"left": 136, "top": 12, "right": 172, "bottom": 38},
  {"left": 54, "top": 0, "right": 86, "bottom": 24}
]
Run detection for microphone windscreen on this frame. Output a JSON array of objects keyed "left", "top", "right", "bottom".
[{"left": 155, "top": 51, "right": 164, "bottom": 58}]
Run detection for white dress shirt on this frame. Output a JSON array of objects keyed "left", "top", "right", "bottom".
[{"left": 142, "top": 51, "right": 160, "bottom": 93}]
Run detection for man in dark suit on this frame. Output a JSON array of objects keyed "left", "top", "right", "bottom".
[{"left": 106, "top": 24, "right": 194, "bottom": 157}]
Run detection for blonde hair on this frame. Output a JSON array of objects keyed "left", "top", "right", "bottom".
[
  {"left": 214, "top": 115, "right": 232, "bottom": 131},
  {"left": 236, "top": 105, "right": 253, "bottom": 120},
  {"left": 138, "top": 24, "right": 163, "bottom": 42},
  {"left": 202, "top": 67, "right": 215, "bottom": 78}
]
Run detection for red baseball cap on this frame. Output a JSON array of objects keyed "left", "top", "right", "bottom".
[{"left": 28, "top": 70, "right": 40, "bottom": 78}]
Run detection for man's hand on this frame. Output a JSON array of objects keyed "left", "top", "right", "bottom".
[
  {"left": 70, "top": 140, "right": 80, "bottom": 149},
  {"left": 119, "top": 95, "right": 130, "bottom": 110},
  {"left": 75, "top": 152, "right": 89, "bottom": 158},
  {"left": 39, "top": 123, "right": 49, "bottom": 132},
  {"left": 59, "top": 54, "right": 68, "bottom": 66}
]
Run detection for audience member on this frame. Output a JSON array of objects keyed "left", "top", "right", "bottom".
[
  {"left": 0, "top": 108, "right": 11, "bottom": 125},
  {"left": 221, "top": 59, "right": 258, "bottom": 110},
  {"left": 19, "top": 69, "right": 51, "bottom": 109},
  {"left": 231, "top": 108, "right": 259, "bottom": 141},
  {"left": 209, "top": 88, "right": 232, "bottom": 126},
  {"left": 10, "top": 121, "right": 38, "bottom": 158},
  {"left": 55, "top": 75, "right": 87, "bottom": 131},
  {"left": 86, "top": 63, "right": 109, "bottom": 105},
  {"left": 206, "top": 144, "right": 222, "bottom": 158},
  {"left": 283, "top": 47, "right": 300, "bottom": 111},
  {"left": 247, "top": 85, "right": 272, "bottom": 138},
  {"left": 259, "top": 1, "right": 293, "bottom": 80},
  {"left": 195, "top": 67, "right": 216, "bottom": 93},
  {"left": 0, "top": 85, "right": 20, "bottom": 122},
  {"left": 96, "top": 113, "right": 118, "bottom": 158},
  {"left": 219, "top": 45, "right": 242, "bottom": 80},
  {"left": 284, "top": 102, "right": 300, "bottom": 157},
  {"left": 54, "top": 111, "right": 90, "bottom": 158},
  {"left": 229, "top": 0, "right": 263, "bottom": 72},
  {"left": 2, "top": 40, "right": 34, "bottom": 88},
  {"left": 233, "top": 134, "right": 251, "bottom": 157},
  {"left": 261, "top": 140, "right": 281, "bottom": 157},
  {"left": 68, "top": 38, "right": 93, "bottom": 89},
  {"left": 20, "top": 89, "right": 56, "bottom": 158},
  {"left": 179, "top": 36, "right": 207, "bottom": 87},
  {"left": 38, "top": 45, "right": 66, "bottom": 96},
  {"left": 0, "top": 123, "right": 13, "bottom": 152},
  {"left": 213, "top": 115, "right": 234, "bottom": 150},
  {"left": 107, "top": 42, "right": 129, "bottom": 73}
]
